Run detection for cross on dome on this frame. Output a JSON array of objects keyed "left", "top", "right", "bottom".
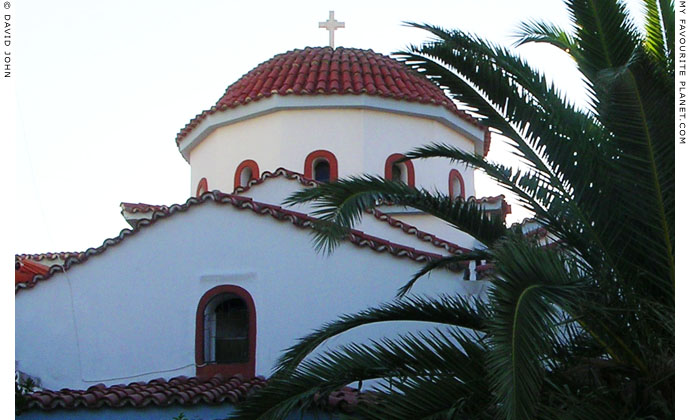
[{"left": 318, "top": 11, "right": 345, "bottom": 48}]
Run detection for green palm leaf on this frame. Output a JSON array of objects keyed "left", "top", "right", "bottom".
[
  {"left": 397, "top": 250, "right": 490, "bottom": 298},
  {"left": 232, "top": 330, "right": 489, "bottom": 420},
  {"left": 285, "top": 176, "right": 507, "bottom": 252},
  {"left": 236, "top": 1, "right": 674, "bottom": 418},
  {"left": 273, "top": 294, "right": 489, "bottom": 375},
  {"left": 486, "top": 238, "right": 586, "bottom": 420}
]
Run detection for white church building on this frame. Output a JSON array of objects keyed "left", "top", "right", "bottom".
[{"left": 15, "top": 43, "right": 511, "bottom": 419}]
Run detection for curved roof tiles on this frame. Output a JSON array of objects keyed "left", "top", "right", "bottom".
[{"left": 176, "top": 47, "right": 489, "bottom": 154}]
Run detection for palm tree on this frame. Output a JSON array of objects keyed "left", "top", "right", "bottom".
[{"left": 230, "top": 0, "right": 674, "bottom": 418}]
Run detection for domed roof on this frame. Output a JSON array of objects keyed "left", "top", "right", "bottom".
[{"left": 176, "top": 47, "right": 490, "bottom": 154}]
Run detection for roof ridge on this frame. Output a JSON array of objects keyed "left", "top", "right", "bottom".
[
  {"left": 175, "top": 47, "right": 489, "bottom": 152},
  {"left": 23, "top": 374, "right": 371, "bottom": 413},
  {"left": 15, "top": 251, "right": 83, "bottom": 261},
  {"left": 17, "top": 191, "right": 448, "bottom": 294},
  {"left": 230, "top": 167, "right": 469, "bottom": 253},
  {"left": 25, "top": 375, "right": 266, "bottom": 411},
  {"left": 124, "top": 168, "right": 475, "bottom": 255}
]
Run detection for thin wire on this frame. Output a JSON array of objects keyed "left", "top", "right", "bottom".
[
  {"left": 14, "top": 57, "right": 206, "bottom": 388},
  {"left": 62, "top": 266, "right": 87, "bottom": 384},
  {"left": 80, "top": 363, "right": 209, "bottom": 383},
  {"left": 63, "top": 266, "right": 209, "bottom": 384}
]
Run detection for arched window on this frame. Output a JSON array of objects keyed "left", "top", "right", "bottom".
[
  {"left": 205, "top": 296, "right": 249, "bottom": 363},
  {"left": 234, "top": 160, "right": 260, "bottom": 189},
  {"left": 449, "top": 169, "right": 465, "bottom": 200},
  {"left": 391, "top": 164, "right": 403, "bottom": 182},
  {"left": 196, "top": 178, "right": 208, "bottom": 197},
  {"left": 195, "top": 285, "right": 256, "bottom": 379},
  {"left": 304, "top": 150, "right": 338, "bottom": 182},
  {"left": 385, "top": 153, "right": 415, "bottom": 187},
  {"left": 313, "top": 160, "right": 331, "bottom": 182}
]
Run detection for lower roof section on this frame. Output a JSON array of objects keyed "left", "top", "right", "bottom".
[
  {"left": 22, "top": 373, "right": 368, "bottom": 416},
  {"left": 16, "top": 190, "right": 451, "bottom": 293}
]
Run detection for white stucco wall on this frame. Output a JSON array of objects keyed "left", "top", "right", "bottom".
[
  {"left": 16, "top": 202, "right": 487, "bottom": 391},
  {"left": 237, "top": 176, "right": 465, "bottom": 255},
  {"left": 187, "top": 104, "right": 477, "bottom": 199}
]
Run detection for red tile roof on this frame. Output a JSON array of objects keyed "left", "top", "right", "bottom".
[
  {"left": 226, "top": 167, "right": 471, "bottom": 254},
  {"left": 176, "top": 47, "right": 490, "bottom": 156},
  {"left": 25, "top": 374, "right": 266, "bottom": 410},
  {"left": 16, "top": 251, "right": 83, "bottom": 263},
  {"left": 315, "top": 386, "right": 376, "bottom": 414},
  {"left": 17, "top": 191, "right": 449, "bottom": 293},
  {"left": 229, "top": 167, "right": 319, "bottom": 194},
  {"left": 15, "top": 259, "right": 50, "bottom": 286},
  {"left": 120, "top": 168, "right": 507, "bottom": 254},
  {"left": 24, "top": 374, "right": 370, "bottom": 413},
  {"left": 119, "top": 203, "right": 169, "bottom": 213}
]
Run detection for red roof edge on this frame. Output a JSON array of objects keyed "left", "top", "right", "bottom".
[
  {"left": 175, "top": 47, "right": 490, "bottom": 157},
  {"left": 17, "top": 190, "right": 450, "bottom": 294},
  {"left": 15, "top": 259, "right": 50, "bottom": 286},
  {"left": 24, "top": 374, "right": 372, "bottom": 413},
  {"left": 228, "top": 167, "right": 470, "bottom": 253}
]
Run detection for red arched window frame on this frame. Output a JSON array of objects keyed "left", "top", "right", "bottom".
[
  {"left": 234, "top": 160, "right": 260, "bottom": 189},
  {"left": 304, "top": 150, "right": 338, "bottom": 182},
  {"left": 196, "top": 178, "right": 209, "bottom": 197},
  {"left": 384, "top": 153, "right": 415, "bottom": 187},
  {"left": 195, "top": 285, "right": 257, "bottom": 379},
  {"left": 449, "top": 169, "right": 465, "bottom": 200}
]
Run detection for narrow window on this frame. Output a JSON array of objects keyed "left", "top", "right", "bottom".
[
  {"left": 390, "top": 163, "right": 409, "bottom": 184},
  {"left": 314, "top": 160, "right": 331, "bottom": 182},
  {"left": 239, "top": 167, "right": 253, "bottom": 188},
  {"left": 196, "top": 285, "right": 256, "bottom": 379},
  {"left": 385, "top": 154, "right": 415, "bottom": 187},
  {"left": 206, "top": 296, "right": 249, "bottom": 363},
  {"left": 391, "top": 164, "right": 402, "bottom": 183},
  {"left": 234, "top": 160, "right": 260, "bottom": 189},
  {"left": 196, "top": 178, "right": 208, "bottom": 197},
  {"left": 449, "top": 170, "right": 465, "bottom": 200},
  {"left": 304, "top": 150, "right": 338, "bottom": 182}
]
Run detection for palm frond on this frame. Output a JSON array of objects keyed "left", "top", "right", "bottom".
[
  {"left": 643, "top": 0, "right": 671, "bottom": 65},
  {"left": 239, "top": 1, "right": 674, "bottom": 418},
  {"left": 397, "top": 250, "right": 489, "bottom": 298},
  {"left": 564, "top": 0, "right": 640, "bottom": 80},
  {"left": 513, "top": 20, "right": 576, "bottom": 53},
  {"left": 285, "top": 176, "right": 507, "bottom": 252},
  {"left": 233, "top": 330, "right": 488, "bottom": 420},
  {"left": 486, "top": 238, "right": 587, "bottom": 420},
  {"left": 273, "top": 294, "right": 489, "bottom": 375}
]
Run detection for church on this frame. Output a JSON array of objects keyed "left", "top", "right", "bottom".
[{"left": 15, "top": 16, "right": 512, "bottom": 419}]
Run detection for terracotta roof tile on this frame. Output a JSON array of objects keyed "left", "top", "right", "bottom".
[
  {"left": 120, "top": 168, "right": 480, "bottom": 255},
  {"left": 25, "top": 375, "right": 266, "bottom": 411},
  {"left": 16, "top": 189, "right": 447, "bottom": 293},
  {"left": 15, "top": 251, "right": 83, "bottom": 262},
  {"left": 15, "top": 259, "right": 50, "bottom": 285},
  {"left": 314, "top": 386, "right": 376, "bottom": 414},
  {"left": 120, "top": 203, "right": 169, "bottom": 213},
  {"left": 225, "top": 168, "right": 477, "bottom": 254},
  {"left": 18, "top": 169, "right": 510, "bottom": 293},
  {"left": 176, "top": 47, "right": 489, "bottom": 155},
  {"left": 25, "top": 375, "right": 372, "bottom": 413}
]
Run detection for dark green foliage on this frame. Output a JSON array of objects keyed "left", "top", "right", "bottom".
[
  {"left": 15, "top": 375, "right": 36, "bottom": 416},
  {"left": 231, "top": 1, "right": 674, "bottom": 418}
]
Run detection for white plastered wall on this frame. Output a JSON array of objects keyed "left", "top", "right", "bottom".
[
  {"left": 187, "top": 106, "right": 477, "bottom": 199},
  {"left": 239, "top": 176, "right": 464, "bottom": 256},
  {"left": 15, "top": 203, "right": 487, "bottom": 391}
]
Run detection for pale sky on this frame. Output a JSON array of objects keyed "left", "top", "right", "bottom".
[{"left": 11, "top": 0, "right": 642, "bottom": 254}]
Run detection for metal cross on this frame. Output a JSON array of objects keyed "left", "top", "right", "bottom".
[{"left": 318, "top": 11, "right": 345, "bottom": 48}]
